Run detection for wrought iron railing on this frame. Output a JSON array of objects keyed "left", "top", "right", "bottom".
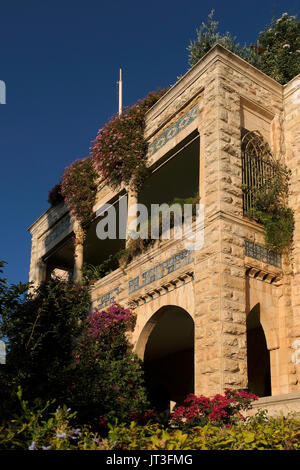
[{"left": 245, "top": 240, "right": 282, "bottom": 268}]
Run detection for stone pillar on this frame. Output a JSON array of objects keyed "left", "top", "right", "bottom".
[
  {"left": 283, "top": 77, "right": 300, "bottom": 393},
  {"left": 73, "top": 221, "right": 85, "bottom": 283},
  {"left": 126, "top": 187, "right": 138, "bottom": 247},
  {"left": 194, "top": 63, "right": 248, "bottom": 397},
  {"left": 271, "top": 113, "right": 284, "bottom": 159},
  {"left": 29, "top": 235, "right": 47, "bottom": 286}
]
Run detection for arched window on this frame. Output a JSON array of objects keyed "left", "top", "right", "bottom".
[{"left": 241, "top": 129, "right": 277, "bottom": 217}]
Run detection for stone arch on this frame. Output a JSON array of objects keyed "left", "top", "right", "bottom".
[
  {"left": 133, "top": 280, "right": 195, "bottom": 359},
  {"left": 135, "top": 304, "right": 194, "bottom": 411}
]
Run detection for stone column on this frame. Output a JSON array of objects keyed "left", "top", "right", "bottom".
[
  {"left": 73, "top": 221, "right": 85, "bottom": 283},
  {"left": 283, "top": 78, "right": 300, "bottom": 393},
  {"left": 193, "top": 63, "right": 248, "bottom": 397},
  {"left": 29, "top": 235, "right": 47, "bottom": 287},
  {"left": 126, "top": 187, "right": 138, "bottom": 247}
]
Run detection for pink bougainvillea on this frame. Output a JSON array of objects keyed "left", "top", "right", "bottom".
[
  {"left": 60, "top": 156, "right": 98, "bottom": 225},
  {"left": 85, "top": 303, "right": 136, "bottom": 340},
  {"left": 49, "top": 89, "right": 168, "bottom": 224},
  {"left": 91, "top": 89, "right": 168, "bottom": 190},
  {"left": 170, "top": 389, "right": 258, "bottom": 428}
]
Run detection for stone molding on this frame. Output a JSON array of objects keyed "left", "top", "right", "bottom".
[
  {"left": 245, "top": 263, "right": 282, "bottom": 285},
  {"left": 145, "top": 45, "right": 283, "bottom": 135},
  {"left": 129, "top": 271, "right": 194, "bottom": 308}
]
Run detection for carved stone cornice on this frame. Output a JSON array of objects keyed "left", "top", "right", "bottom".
[
  {"left": 129, "top": 270, "right": 194, "bottom": 308},
  {"left": 245, "top": 261, "right": 282, "bottom": 285}
]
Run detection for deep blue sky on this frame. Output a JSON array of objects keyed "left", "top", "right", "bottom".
[{"left": 0, "top": 0, "right": 299, "bottom": 285}]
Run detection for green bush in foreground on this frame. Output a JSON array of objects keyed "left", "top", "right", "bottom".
[
  {"left": 108, "top": 415, "right": 300, "bottom": 450},
  {"left": 1, "top": 389, "right": 300, "bottom": 450}
]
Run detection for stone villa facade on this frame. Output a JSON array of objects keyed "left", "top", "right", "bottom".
[{"left": 28, "top": 45, "right": 300, "bottom": 414}]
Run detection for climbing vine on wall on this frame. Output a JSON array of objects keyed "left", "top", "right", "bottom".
[
  {"left": 49, "top": 89, "right": 168, "bottom": 226},
  {"left": 241, "top": 130, "right": 294, "bottom": 253},
  {"left": 246, "top": 162, "right": 294, "bottom": 252},
  {"left": 91, "top": 89, "right": 168, "bottom": 191},
  {"left": 61, "top": 157, "right": 98, "bottom": 226}
]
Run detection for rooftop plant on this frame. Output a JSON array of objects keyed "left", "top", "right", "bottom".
[{"left": 188, "top": 10, "right": 300, "bottom": 85}]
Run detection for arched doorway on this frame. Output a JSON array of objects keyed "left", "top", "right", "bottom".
[
  {"left": 246, "top": 303, "right": 271, "bottom": 397},
  {"left": 142, "top": 306, "right": 194, "bottom": 412}
]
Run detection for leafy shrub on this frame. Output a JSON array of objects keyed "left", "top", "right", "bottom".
[
  {"left": 252, "top": 13, "right": 300, "bottom": 85},
  {"left": 1, "top": 386, "right": 300, "bottom": 450},
  {"left": 118, "top": 194, "right": 200, "bottom": 267},
  {"left": 65, "top": 304, "right": 149, "bottom": 427},
  {"left": 247, "top": 168, "right": 294, "bottom": 252},
  {"left": 188, "top": 10, "right": 300, "bottom": 85},
  {"left": 82, "top": 253, "right": 120, "bottom": 285},
  {"left": 48, "top": 183, "right": 64, "bottom": 207},
  {"left": 170, "top": 389, "right": 258, "bottom": 430},
  {"left": 0, "top": 387, "right": 109, "bottom": 450},
  {"left": 188, "top": 9, "right": 250, "bottom": 67},
  {"left": 0, "top": 278, "right": 90, "bottom": 409},
  {"left": 107, "top": 414, "right": 300, "bottom": 450}
]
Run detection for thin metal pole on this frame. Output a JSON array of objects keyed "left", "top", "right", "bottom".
[{"left": 118, "top": 68, "right": 122, "bottom": 116}]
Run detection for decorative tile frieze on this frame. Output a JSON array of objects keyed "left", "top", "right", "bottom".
[
  {"left": 44, "top": 214, "right": 71, "bottom": 249},
  {"left": 244, "top": 240, "right": 282, "bottom": 268},
  {"left": 148, "top": 104, "right": 198, "bottom": 157},
  {"left": 128, "top": 249, "right": 194, "bottom": 294},
  {"left": 96, "top": 287, "right": 120, "bottom": 310}
]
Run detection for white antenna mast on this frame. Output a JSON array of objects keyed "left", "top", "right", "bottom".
[{"left": 118, "top": 68, "right": 123, "bottom": 116}]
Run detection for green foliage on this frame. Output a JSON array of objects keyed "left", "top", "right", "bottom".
[
  {"left": 246, "top": 165, "right": 294, "bottom": 252},
  {"left": 107, "top": 413, "right": 300, "bottom": 450},
  {"left": 188, "top": 10, "right": 300, "bottom": 85},
  {"left": 1, "top": 384, "right": 300, "bottom": 450},
  {"left": 0, "top": 261, "right": 29, "bottom": 322},
  {"left": 48, "top": 182, "right": 64, "bottom": 207},
  {"left": 118, "top": 194, "right": 200, "bottom": 267},
  {"left": 64, "top": 304, "right": 149, "bottom": 426},
  {"left": 0, "top": 278, "right": 90, "bottom": 409},
  {"left": 1, "top": 265, "right": 149, "bottom": 429},
  {"left": 0, "top": 387, "right": 108, "bottom": 450},
  {"left": 188, "top": 9, "right": 250, "bottom": 67},
  {"left": 117, "top": 237, "right": 154, "bottom": 269},
  {"left": 251, "top": 13, "right": 300, "bottom": 85},
  {"left": 82, "top": 253, "right": 120, "bottom": 285}
]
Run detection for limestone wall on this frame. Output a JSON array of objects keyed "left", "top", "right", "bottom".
[{"left": 283, "top": 75, "right": 300, "bottom": 392}]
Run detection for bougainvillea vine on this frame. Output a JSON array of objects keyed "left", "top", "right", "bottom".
[
  {"left": 60, "top": 156, "right": 98, "bottom": 226},
  {"left": 91, "top": 89, "right": 168, "bottom": 190}
]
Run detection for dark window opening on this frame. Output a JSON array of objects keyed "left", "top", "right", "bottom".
[{"left": 246, "top": 304, "right": 271, "bottom": 397}]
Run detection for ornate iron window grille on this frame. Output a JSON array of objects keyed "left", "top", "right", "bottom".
[{"left": 241, "top": 129, "right": 277, "bottom": 218}]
